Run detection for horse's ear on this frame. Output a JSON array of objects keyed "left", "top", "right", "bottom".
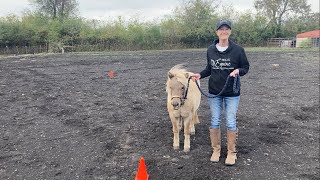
[
  {"left": 185, "top": 73, "right": 189, "bottom": 79},
  {"left": 168, "top": 72, "right": 174, "bottom": 79}
]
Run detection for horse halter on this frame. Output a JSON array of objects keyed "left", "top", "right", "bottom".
[
  {"left": 171, "top": 78, "right": 191, "bottom": 106},
  {"left": 171, "top": 95, "right": 186, "bottom": 106}
]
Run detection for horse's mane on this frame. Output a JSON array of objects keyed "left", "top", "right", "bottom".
[{"left": 168, "top": 64, "right": 188, "bottom": 75}]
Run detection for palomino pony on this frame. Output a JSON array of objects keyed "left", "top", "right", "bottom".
[{"left": 166, "top": 64, "right": 201, "bottom": 152}]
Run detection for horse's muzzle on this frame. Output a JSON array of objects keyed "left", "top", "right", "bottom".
[
  {"left": 171, "top": 96, "right": 182, "bottom": 109},
  {"left": 172, "top": 102, "right": 180, "bottom": 109}
]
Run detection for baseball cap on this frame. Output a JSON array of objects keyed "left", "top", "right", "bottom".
[{"left": 216, "top": 20, "right": 232, "bottom": 30}]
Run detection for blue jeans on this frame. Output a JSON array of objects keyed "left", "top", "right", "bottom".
[{"left": 208, "top": 95, "right": 240, "bottom": 131}]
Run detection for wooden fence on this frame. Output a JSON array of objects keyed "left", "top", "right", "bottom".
[{"left": 0, "top": 45, "right": 48, "bottom": 55}]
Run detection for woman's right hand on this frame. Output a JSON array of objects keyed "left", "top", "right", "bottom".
[{"left": 191, "top": 73, "right": 201, "bottom": 81}]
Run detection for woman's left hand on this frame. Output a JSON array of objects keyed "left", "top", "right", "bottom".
[{"left": 230, "top": 69, "right": 239, "bottom": 77}]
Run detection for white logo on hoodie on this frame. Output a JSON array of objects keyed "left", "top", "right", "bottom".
[{"left": 211, "top": 58, "right": 233, "bottom": 70}]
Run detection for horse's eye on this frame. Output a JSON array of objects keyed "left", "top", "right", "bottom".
[{"left": 181, "top": 86, "right": 185, "bottom": 90}]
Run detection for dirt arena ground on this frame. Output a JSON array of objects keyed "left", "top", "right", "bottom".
[{"left": 0, "top": 49, "right": 319, "bottom": 180}]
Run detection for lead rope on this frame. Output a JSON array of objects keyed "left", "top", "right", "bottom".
[
  {"left": 183, "top": 77, "right": 192, "bottom": 99},
  {"left": 187, "top": 74, "right": 240, "bottom": 99}
]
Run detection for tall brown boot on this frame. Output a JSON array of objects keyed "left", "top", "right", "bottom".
[
  {"left": 209, "top": 128, "right": 221, "bottom": 162},
  {"left": 225, "top": 129, "right": 237, "bottom": 165}
]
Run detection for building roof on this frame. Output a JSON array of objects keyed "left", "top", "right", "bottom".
[{"left": 296, "top": 30, "right": 320, "bottom": 38}]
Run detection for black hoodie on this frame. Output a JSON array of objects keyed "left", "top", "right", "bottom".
[{"left": 199, "top": 40, "right": 249, "bottom": 96}]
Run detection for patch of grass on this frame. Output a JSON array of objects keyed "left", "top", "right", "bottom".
[
  {"left": 244, "top": 47, "right": 319, "bottom": 52},
  {"left": 1, "top": 47, "right": 318, "bottom": 58}
]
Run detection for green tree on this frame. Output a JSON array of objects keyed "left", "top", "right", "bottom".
[
  {"left": 282, "top": 12, "right": 320, "bottom": 37},
  {"left": 21, "top": 13, "right": 51, "bottom": 45},
  {"left": 127, "top": 20, "right": 145, "bottom": 50},
  {"left": 217, "top": 4, "right": 237, "bottom": 21},
  {"left": 79, "top": 19, "right": 101, "bottom": 44},
  {"left": 100, "top": 17, "right": 128, "bottom": 50},
  {"left": 144, "top": 24, "right": 162, "bottom": 49},
  {"left": 29, "top": 0, "right": 78, "bottom": 20},
  {"left": 0, "top": 15, "right": 29, "bottom": 46},
  {"left": 174, "top": 0, "right": 218, "bottom": 47},
  {"left": 254, "top": 0, "right": 311, "bottom": 37},
  {"left": 160, "top": 17, "right": 180, "bottom": 48},
  {"left": 232, "top": 13, "right": 269, "bottom": 46}
]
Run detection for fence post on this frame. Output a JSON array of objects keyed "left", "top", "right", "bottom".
[{"left": 16, "top": 46, "right": 19, "bottom": 54}]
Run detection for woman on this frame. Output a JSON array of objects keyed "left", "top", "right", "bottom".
[{"left": 192, "top": 20, "right": 250, "bottom": 165}]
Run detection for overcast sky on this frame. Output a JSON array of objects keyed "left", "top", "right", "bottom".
[{"left": 0, "top": 0, "right": 319, "bottom": 21}]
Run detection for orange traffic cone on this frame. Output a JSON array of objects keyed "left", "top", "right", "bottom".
[
  {"left": 135, "top": 157, "right": 149, "bottom": 180},
  {"left": 109, "top": 70, "right": 115, "bottom": 78}
]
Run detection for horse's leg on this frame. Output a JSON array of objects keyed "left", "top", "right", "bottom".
[
  {"left": 179, "top": 117, "right": 182, "bottom": 131},
  {"left": 193, "top": 111, "right": 200, "bottom": 124},
  {"left": 183, "top": 115, "right": 192, "bottom": 152},
  {"left": 190, "top": 117, "right": 195, "bottom": 135},
  {"left": 170, "top": 113, "right": 180, "bottom": 150},
  {"left": 190, "top": 111, "right": 199, "bottom": 135}
]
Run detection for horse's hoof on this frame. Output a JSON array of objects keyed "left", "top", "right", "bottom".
[
  {"left": 190, "top": 131, "right": 195, "bottom": 135},
  {"left": 173, "top": 146, "right": 179, "bottom": 150},
  {"left": 183, "top": 148, "right": 190, "bottom": 152}
]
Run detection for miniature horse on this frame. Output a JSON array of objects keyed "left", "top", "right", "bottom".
[{"left": 166, "top": 64, "right": 201, "bottom": 152}]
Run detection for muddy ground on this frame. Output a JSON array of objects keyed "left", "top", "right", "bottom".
[{"left": 0, "top": 49, "right": 319, "bottom": 180}]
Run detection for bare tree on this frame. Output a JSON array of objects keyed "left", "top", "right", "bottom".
[
  {"left": 30, "top": 0, "right": 78, "bottom": 20},
  {"left": 254, "top": 0, "right": 311, "bottom": 36}
]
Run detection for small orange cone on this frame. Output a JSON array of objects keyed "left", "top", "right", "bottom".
[
  {"left": 135, "top": 157, "right": 149, "bottom": 180},
  {"left": 109, "top": 70, "right": 114, "bottom": 78}
]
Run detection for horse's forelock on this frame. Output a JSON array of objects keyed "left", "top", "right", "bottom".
[
  {"left": 176, "top": 73, "right": 188, "bottom": 86},
  {"left": 168, "top": 72, "right": 188, "bottom": 87},
  {"left": 167, "top": 64, "right": 191, "bottom": 88}
]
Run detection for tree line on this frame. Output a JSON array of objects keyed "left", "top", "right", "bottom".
[{"left": 0, "top": 0, "right": 319, "bottom": 52}]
